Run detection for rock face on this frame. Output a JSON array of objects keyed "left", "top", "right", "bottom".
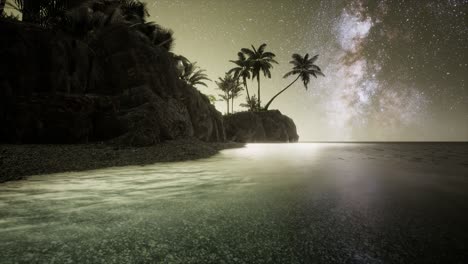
[
  {"left": 224, "top": 110, "right": 299, "bottom": 143},
  {"left": 0, "top": 21, "right": 225, "bottom": 146}
]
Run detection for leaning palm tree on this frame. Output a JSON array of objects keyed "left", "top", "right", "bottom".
[
  {"left": 264, "top": 53, "right": 324, "bottom": 110},
  {"left": 241, "top": 43, "right": 278, "bottom": 110},
  {"left": 228, "top": 52, "right": 251, "bottom": 102}
]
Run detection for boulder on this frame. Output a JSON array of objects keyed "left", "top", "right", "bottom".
[{"left": 224, "top": 110, "right": 299, "bottom": 143}]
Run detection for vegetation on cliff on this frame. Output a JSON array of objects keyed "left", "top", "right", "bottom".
[
  {"left": 0, "top": 0, "right": 224, "bottom": 146},
  {"left": 1, "top": 0, "right": 326, "bottom": 146},
  {"left": 223, "top": 46, "right": 324, "bottom": 112}
]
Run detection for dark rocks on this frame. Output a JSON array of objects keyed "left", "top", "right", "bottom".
[
  {"left": 224, "top": 110, "right": 299, "bottom": 143},
  {"left": 181, "top": 83, "right": 226, "bottom": 142},
  {"left": 0, "top": 20, "right": 300, "bottom": 147},
  {"left": 2, "top": 94, "right": 96, "bottom": 144},
  {"left": 0, "top": 21, "right": 225, "bottom": 146}
]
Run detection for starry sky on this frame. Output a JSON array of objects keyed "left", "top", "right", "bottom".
[{"left": 148, "top": 0, "right": 467, "bottom": 141}]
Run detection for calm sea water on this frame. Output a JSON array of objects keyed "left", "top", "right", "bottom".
[{"left": 0, "top": 143, "right": 467, "bottom": 263}]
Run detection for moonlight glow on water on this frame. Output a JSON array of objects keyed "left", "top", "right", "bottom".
[
  {"left": 147, "top": 0, "right": 467, "bottom": 141},
  {"left": 1, "top": 144, "right": 467, "bottom": 263}
]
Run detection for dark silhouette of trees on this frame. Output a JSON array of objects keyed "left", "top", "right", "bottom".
[
  {"left": 216, "top": 73, "right": 241, "bottom": 115},
  {"left": 6, "top": 0, "right": 175, "bottom": 51},
  {"left": 0, "top": 0, "right": 6, "bottom": 16},
  {"left": 240, "top": 95, "right": 259, "bottom": 111},
  {"left": 7, "top": 0, "right": 71, "bottom": 25},
  {"left": 241, "top": 43, "right": 278, "bottom": 110},
  {"left": 9, "top": 0, "right": 149, "bottom": 25},
  {"left": 264, "top": 54, "right": 324, "bottom": 110},
  {"left": 141, "top": 22, "right": 174, "bottom": 51},
  {"left": 228, "top": 52, "right": 252, "bottom": 102}
]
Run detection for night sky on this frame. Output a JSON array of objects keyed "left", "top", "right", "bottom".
[
  {"left": 145, "top": 0, "right": 467, "bottom": 141},
  {"left": 4, "top": 0, "right": 462, "bottom": 141}
]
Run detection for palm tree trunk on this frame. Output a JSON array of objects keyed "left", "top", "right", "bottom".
[
  {"left": 226, "top": 99, "right": 229, "bottom": 115},
  {"left": 0, "top": 0, "right": 6, "bottom": 16},
  {"left": 231, "top": 96, "right": 234, "bottom": 113},
  {"left": 243, "top": 78, "right": 250, "bottom": 102},
  {"left": 264, "top": 76, "right": 301, "bottom": 110},
  {"left": 257, "top": 77, "right": 261, "bottom": 110},
  {"left": 225, "top": 92, "right": 230, "bottom": 114}
]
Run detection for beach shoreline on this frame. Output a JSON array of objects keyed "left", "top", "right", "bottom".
[{"left": 0, "top": 139, "right": 244, "bottom": 183}]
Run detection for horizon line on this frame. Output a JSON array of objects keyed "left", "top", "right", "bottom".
[{"left": 298, "top": 141, "right": 468, "bottom": 144}]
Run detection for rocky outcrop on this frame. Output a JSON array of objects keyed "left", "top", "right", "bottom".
[
  {"left": 0, "top": 21, "right": 225, "bottom": 146},
  {"left": 224, "top": 110, "right": 299, "bottom": 143}
]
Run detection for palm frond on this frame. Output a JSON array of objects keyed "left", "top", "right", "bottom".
[
  {"left": 241, "top": 48, "right": 255, "bottom": 57},
  {"left": 261, "top": 51, "right": 276, "bottom": 58},
  {"left": 309, "top": 54, "right": 319, "bottom": 64},
  {"left": 237, "top": 52, "right": 246, "bottom": 61},
  {"left": 257, "top": 43, "right": 267, "bottom": 54},
  {"left": 283, "top": 70, "right": 300, "bottom": 78}
]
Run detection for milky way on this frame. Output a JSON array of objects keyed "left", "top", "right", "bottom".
[
  {"left": 318, "top": 0, "right": 429, "bottom": 140},
  {"left": 144, "top": 0, "right": 467, "bottom": 141}
]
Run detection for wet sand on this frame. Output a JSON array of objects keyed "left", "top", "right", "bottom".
[{"left": 0, "top": 139, "right": 243, "bottom": 183}]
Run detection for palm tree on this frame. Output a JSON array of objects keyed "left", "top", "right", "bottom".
[
  {"left": 230, "top": 81, "right": 243, "bottom": 113},
  {"left": 240, "top": 95, "right": 259, "bottom": 111},
  {"left": 218, "top": 94, "right": 230, "bottom": 114},
  {"left": 216, "top": 73, "right": 238, "bottom": 115},
  {"left": 241, "top": 43, "right": 278, "bottom": 109},
  {"left": 228, "top": 52, "right": 251, "bottom": 102},
  {"left": 182, "top": 62, "right": 211, "bottom": 87},
  {"left": 176, "top": 56, "right": 211, "bottom": 88},
  {"left": 264, "top": 53, "right": 324, "bottom": 110},
  {"left": 182, "top": 63, "right": 211, "bottom": 88}
]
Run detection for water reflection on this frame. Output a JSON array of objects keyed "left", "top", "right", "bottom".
[{"left": 0, "top": 143, "right": 467, "bottom": 263}]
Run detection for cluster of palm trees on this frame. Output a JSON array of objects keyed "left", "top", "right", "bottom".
[
  {"left": 216, "top": 43, "right": 325, "bottom": 114},
  {"left": 223, "top": 43, "right": 277, "bottom": 112},
  {"left": 215, "top": 73, "right": 243, "bottom": 114},
  {"left": 3, "top": 0, "right": 326, "bottom": 114}
]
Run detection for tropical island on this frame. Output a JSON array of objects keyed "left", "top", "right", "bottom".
[
  {"left": 0, "top": 1, "right": 467, "bottom": 263},
  {"left": 0, "top": 0, "right": 323, "bottom": 181}
]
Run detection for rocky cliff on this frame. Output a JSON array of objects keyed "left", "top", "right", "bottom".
[
  {"left": 224, "top": 110, "right": 299, "bottom": 143},
  {"left": 0, "top": 21, "right": 225, "bottom": 146}
]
